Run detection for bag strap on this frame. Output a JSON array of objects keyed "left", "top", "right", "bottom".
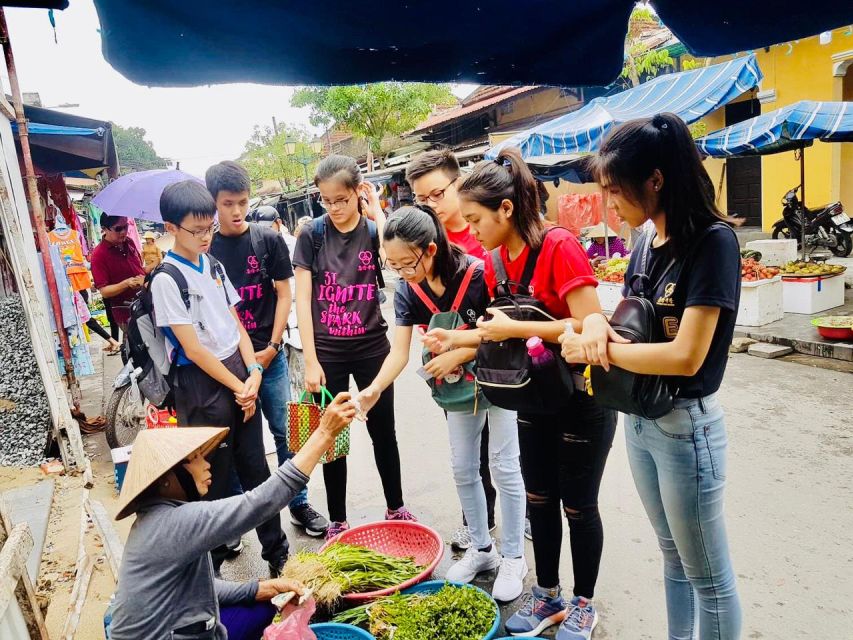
[
  {"left": 367, "top": 219, "right": 386, "bottom": 289},
  {"left": 409, "top": 282, "right": 441, "bottom": 315},
  {"left": 310, "top": 215, "right": 327, "bottom": 279},
  {"left": 451, "top": 261, "right": 479, "bottom": 312},
  {"left": 150, "top": 262, "right": 190, "bottom": 310},
  {"left": 298, "top": 387, "right": 335, "bottom": 407},
  {"left": 247, "top": 223, "right": 269, "bottom": 281},
  {"left": 206, "top": 254, "right": 233, "bottom": 306}
]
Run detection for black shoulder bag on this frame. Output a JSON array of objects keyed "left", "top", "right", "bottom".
[{"left": 589, "top": 231, "right": 678, "bottom": 419}]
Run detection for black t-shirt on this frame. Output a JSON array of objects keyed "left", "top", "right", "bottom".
[
  {"left": 622, "top": 223, "right": 741, "bottom": 398},
  {"left": 210, "top": 225, "right": 294, "bottom": 351},
  {"left": 292, "top": 216, "right": 389, "bottom": 362},
  {"left": 394, "top": 255, "right": 489, "bottom": 328}
]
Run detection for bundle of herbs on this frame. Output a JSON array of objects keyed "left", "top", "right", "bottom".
[
  {"left": 279, "top": 543, "right": 424, "bottom": 607},
  {"left": 333, "top": 583, "right": 496, "bottom": 640}
]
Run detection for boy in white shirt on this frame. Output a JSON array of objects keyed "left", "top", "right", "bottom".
[{"left": 150, "top": 180, "right": 289, "bottom": 576}]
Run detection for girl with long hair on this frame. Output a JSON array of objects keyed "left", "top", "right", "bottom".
[{"left": 561, "top": 112, "right": 742, "bottom": 639}]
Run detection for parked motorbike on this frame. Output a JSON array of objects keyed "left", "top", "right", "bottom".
[
  {"left": 105, "top": 361, "right": 146, "bottom": 449},
  {"left": 772, "top": 186, "right": 853, "bottom": 257}
]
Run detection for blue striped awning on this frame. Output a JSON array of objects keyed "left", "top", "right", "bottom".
[
  {"left": 486, "top": 54, "right": 762, "bottom": 160},
  {"left": 11, "top": 122, "right": 104, "bottom": 137},
  {"left": 696, "top": 100, "right": 853, "bottom": 157}
]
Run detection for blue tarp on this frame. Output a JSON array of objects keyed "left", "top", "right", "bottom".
[
  {"left": 487, "top": 55, "right": 762, "bottom": 160},
  {"left": 90, "top": 1, "right": 853, "bottom": 88},
  {"left": 696, "top": 100, "right": 853, "bottom": 157},
  {"left": 11, "top": 122, "right": 104, "bottom": 137}
]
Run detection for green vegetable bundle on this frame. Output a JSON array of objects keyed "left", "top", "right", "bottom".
[
  {"left": 333, "top": 583, "right": 496, "bottom": 640},
  {"left": 280, "top": 543, "right": 423, "bottom": 607}
]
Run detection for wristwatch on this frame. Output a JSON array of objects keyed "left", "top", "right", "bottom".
[{"left": 268, "top": 341, "right": 283, "bottom": 353}]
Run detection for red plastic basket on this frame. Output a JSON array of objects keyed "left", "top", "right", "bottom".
[{"left": 319, "top": 521, "right": 444, "bottom": 602}]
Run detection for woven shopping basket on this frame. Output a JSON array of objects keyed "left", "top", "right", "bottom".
[{"left": 286, "top": 387, "right": 350, "bottom": 464}]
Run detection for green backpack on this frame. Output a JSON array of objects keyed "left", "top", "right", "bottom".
[{"left": 409, "top": 261, "right": 489, "bottom": 414}]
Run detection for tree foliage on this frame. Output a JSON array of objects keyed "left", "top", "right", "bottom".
[
  {"left": 291, "top": 82, "right": 454, "bottom": 166},
  {"left": 620, "top": 6, "right": 675, "bottom": 88},
  {"left": 112, "top": 124, "right": 169, "bottom": 173},
  {"left": 241, "top": 124, "right": 318, "bottom": 191}
]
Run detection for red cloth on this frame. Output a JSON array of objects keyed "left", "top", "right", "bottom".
[
  {"left": 90, "top": 239, "right": 145, "bottom": 324},
  {"left": 556, "top": 192, "right": 621, "bottom": 238},
  {"left": 447, "top": 224, "right": 488, "bottom": 261},
  {"left": 38, "top": 174, "right": 79, "bottom": 233},
  {"left": 485, "top": 226, "right": 597, "bottom": 319}
]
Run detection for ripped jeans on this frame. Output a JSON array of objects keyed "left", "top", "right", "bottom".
[
  {"left": 518, "top": 393, "right": 616, "bottom": 597},
  {"left": 446, "top": 406, "right": 526, "bottom": 558}
]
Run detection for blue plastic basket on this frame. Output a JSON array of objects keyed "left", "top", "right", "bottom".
[
  {"left": 310, "top": 622, "right": 376, "bottom": 640},
  {"left": 401, "top": 580, "right": 501, "bottom": 640}
]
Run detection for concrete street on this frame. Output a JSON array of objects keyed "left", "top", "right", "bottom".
[{"left": 215, "top": 328, "right": 853, "bottom": 638}]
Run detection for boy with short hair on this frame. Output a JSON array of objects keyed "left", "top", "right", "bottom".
[
  {"left": 150, "top": 180, "right": 289, "bottom": 574},
  {"left": 406, "top": 149, "right": 488, "bottom": 260},
  {"left": 207, "top": 161, "right": 329, "bottom": 537}
]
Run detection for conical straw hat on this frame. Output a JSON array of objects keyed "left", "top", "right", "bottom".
[
  {"left": 115, "top": 427, "right": 228, "bottom": 521},
  {"left": 581, "top": 222, "right": 620, "bottom": 238}
]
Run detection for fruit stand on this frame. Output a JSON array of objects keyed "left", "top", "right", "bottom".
[
  {"left": 593, "top": 257, "right": 628, "bottom": 313},
  {"left": 737, "top": 255, "right": 784, "bottom": 326},
  {"left": 779, "top": 261, "right": 847, "bottom": 315}
]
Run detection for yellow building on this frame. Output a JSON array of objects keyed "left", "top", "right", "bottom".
[{"left": 701, "top": 26, "right": 853, "bottom": 230}]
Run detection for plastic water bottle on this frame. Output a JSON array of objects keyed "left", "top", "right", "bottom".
[{"left": 526, "top": 336, "right": 555, "bottom": 369}]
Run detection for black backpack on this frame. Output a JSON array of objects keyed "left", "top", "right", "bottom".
[
  {"left": 589, "top": 223, "right": 728, "bottom": 419},
  {"left": 125, "top": 254, "right": 232, "bottom": 409},
  {"left": 311, "top": 215, "right": 386, "bottom": 302},
  {"left": 475, "top": 229, "right": 576, "bottom": 414}
]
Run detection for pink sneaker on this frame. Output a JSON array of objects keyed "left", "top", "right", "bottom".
[
  {"left": 325, "top": 521, "right": 350, "bottom": 541},
  {"left": 385, "top": 506, "right": 418, "bottom": 522}
]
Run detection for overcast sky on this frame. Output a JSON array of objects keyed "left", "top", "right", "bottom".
[{"left": 3, "top": 3, "right": 475, "bottom": 178}]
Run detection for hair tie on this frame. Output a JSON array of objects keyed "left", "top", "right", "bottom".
[{"left": 495, "top": 157, "right": 512, "bottom": 169}]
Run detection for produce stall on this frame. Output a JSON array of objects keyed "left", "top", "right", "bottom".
[
  {"left": 593, "top": 257, "right": 628, "bottom": 313},
  {"left": 737, "top": 255, "right": 783, "bottom": 327},
  {"left": 779, "top": 261, "right": 846, "bottom": 315}
]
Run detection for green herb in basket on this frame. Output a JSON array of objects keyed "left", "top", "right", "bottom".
[
  {"left": 333, "top": 584, "right": 496, "bottom": 640},
  {"left": 279, "top": 543, "right": 424, "bottom": 607}
]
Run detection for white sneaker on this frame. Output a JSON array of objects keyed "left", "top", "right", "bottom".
[
  {"left": 492, "top": 556, "right": 528, "bottom": 602},
  {"left": 446, "top": 543, "right": 501, "bottom": 584}
]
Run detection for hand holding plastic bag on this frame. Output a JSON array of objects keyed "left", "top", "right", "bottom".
[{"left": 263, "top": 597, "right": 317, "bottom": 640}]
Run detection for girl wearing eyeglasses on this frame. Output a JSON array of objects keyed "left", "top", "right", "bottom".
[
  {"left": 291, "top": 155, "right": 416, "bottom": 540},
  {"left": 355, "top": 204, "right": 529, "bottom": 603}
]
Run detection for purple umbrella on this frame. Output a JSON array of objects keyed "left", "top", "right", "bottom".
[{"left": 93, "top": 169, "right": 204, "bottom": 222}]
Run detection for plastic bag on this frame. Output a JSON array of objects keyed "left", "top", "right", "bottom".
[
  {"left": 556, "top": 192, "right": 622, "bottom": 238},
  {"left": 263, "top": 597, "right": 317, "bottom": 640}
]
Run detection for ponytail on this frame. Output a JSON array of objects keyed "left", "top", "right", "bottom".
[
  {"left": 458, "top": 147, "right": 544, "bottom": 249},
  {"left": 383, "top": 204, "right": 466, "bottom": 286}
]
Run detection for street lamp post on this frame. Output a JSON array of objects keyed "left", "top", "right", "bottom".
[{"left": 285, "top": 139, "right": 323, "bottom": 215}]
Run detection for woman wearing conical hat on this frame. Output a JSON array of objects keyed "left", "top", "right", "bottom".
[{"left": 108, "top": 392, "right": 356, "bottom": 640}]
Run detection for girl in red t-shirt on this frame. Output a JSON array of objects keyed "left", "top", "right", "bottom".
[{"left": 429, "top": 148, "right": 617, "bottom": 638}]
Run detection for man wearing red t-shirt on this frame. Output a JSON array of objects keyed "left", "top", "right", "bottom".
[
  {"left": 407, "top": 149, "right": 488, "bottom": 261},
  {"left": 405, "top": 148, "right": 498, "bottom": 551}
]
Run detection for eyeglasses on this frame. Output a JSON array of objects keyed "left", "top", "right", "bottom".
[
  {"left": 178, "top": 224, "right": 215, "bottom": 239},
  {"left": 319, "top": 192, "right": 356, "bottom": 211},
  {"left": 387, "top": 251, "right": 426, "bottom": 276},
  {"left": 414, "top": 179, "right": 457, "bottom": 206},
  {"left": 109, "top": 225, "right": 128, "bottom": 232}
]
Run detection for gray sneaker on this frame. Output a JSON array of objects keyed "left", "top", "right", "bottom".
[{"left": 450, "top": 525, "right": 473, "bottom": 551}]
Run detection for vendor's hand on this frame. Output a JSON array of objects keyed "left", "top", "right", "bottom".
[
  {"left": 255, "top": 346, "right": 276, "bottom": 370},
  {"left": 358, "top": 181, "right": 382, "bottom": 221},
  {"left": 476, "top": 308, "right": 517, "bottom": 343},
  {"left": 424, "top": 351, "right": 465, "bottom": 381},
  {"left": 590, "top": 256, "right": 607, "bottom": 268},
  {"left": 304, "top": 359, "right": 326, "bottom": 393},
  {"left": 354, "top": 384, "right": 380, "bottom": 418},
  {"left": 255, "top": 577, "right": 306, "bottom": 602},
  {"left": 422, "top": 327, "right": 453, "bottom": 354},
  {"left": 319, "top": 393, "right": 357, "bottom": 436}
]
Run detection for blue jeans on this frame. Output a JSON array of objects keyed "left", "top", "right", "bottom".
[
  {"left": 260, "top": 350, "right": 307, "bottom": 509},
  {"left": 446, "top": 406, "right": 526, "bottom": 558},
  {"left": 626, "top": 394, "right": 742, "bottom": 640}
]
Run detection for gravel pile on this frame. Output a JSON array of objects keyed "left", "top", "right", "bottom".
[{"left": 0, "top": 295, "right": 51, "bottom": 466}]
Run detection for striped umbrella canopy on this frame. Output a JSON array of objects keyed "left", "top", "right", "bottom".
[
  {"left": 486, "top": 54, "right": 762, "bottom": 160},
  {"left": 696, "top": 100, "right": 853, "bottom": 157}
]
